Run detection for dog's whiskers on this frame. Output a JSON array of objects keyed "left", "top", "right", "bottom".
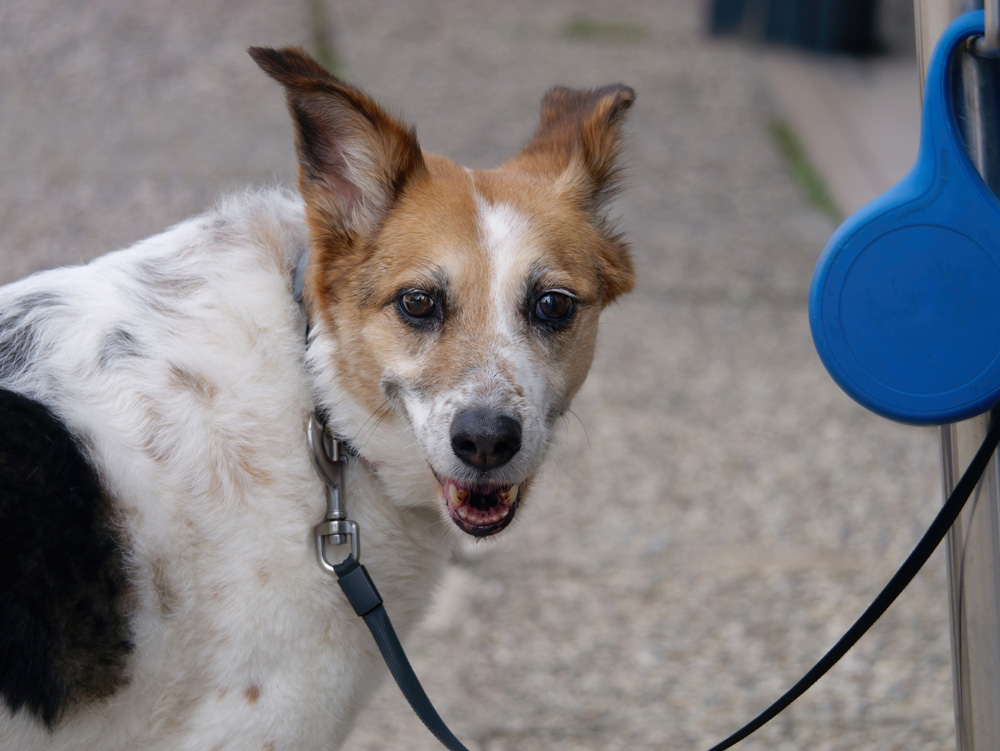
[
  {"left": 565, "top": 408, "right": 592, "bottom": 450},
  {"left": 352, "top": 400, "right": 391, "bottom": 449}
]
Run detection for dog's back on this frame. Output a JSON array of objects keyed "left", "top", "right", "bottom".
[{"left": 0, "top": 190, "right": 390, "bottom": 749}]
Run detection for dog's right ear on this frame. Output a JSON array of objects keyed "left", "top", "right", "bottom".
[
  {"left": 249, "top": 47, "right": 426, "bottom": 242},
  {"left": 509, "top": 84, "right": 636, "bottom": 306}
]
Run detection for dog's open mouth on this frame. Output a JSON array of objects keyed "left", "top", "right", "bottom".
[{"left": 442, "top": 478, "right": 519, "bottom": 537}]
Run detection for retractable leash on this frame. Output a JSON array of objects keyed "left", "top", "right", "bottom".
[
  {"left": 305, "top": 11, "right": 1000, "bottom": 750},
  {"left": 811, "top": 10, "right": 1000, "bottom": 424}
]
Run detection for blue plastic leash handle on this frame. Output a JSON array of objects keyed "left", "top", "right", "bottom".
[{"left": 810, "top": 10, "right": 1000, "bottom": 425}]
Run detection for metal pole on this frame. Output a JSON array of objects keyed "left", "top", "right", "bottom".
[
  {"left": 916, "top": 3, "right": 1000, "bottom": 748},
  {"left": 940, "top": 412, "right": 1000, "bottom": 751}
]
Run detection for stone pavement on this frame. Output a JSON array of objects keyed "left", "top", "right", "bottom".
[
  {"left": 0, "top": 1, "right": 950, "bottom": 750},
  {"left": 763, "top": 48, "right": 920, "bottom": 217}
]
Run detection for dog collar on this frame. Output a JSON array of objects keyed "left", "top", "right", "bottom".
[
  {"left": 293, "top": 248, "right": 369, "bottom": 461},
  {"left": 294, "top": 249, "right": 373, "bottom": 570}
]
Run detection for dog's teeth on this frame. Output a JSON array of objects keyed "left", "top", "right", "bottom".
[
  {"left": 457, "top": 505, "right": 469, "bottom": 521},
  {"left": 498, "top": 484, "right": 519, "bottom": 505},
  {"left": 500, "top": 507, "right": 510, "bottom": 519},
  {"left": 449, "top": 485, "right": 467, "bottom": 507}
]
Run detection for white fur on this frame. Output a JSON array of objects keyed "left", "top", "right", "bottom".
[
  {"left": 478, "top": 197, "right": 553, "bottom": 423},
  {"left": 389, "top": 197, "right": 555, "bottom": 490},
  {"left": 0, "top": 189, "right": 451, "bottom": 750}
]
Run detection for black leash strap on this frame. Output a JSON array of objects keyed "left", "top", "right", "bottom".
[
  {"left": 707, "top": 410, "right": 1000, "bottom": 751},
  {"left": 334, "top": 555, "right": 472, "bottom": 751},
  {"left": 329, "top": 412, "right": 1000, "bottom": 751}
]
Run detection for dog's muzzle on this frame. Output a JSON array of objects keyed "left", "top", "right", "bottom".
[{"left": 439, "top": 408, "right": 524, "bottom": 536}]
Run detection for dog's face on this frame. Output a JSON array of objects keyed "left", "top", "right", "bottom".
[{"left": 252, "top": 48, "right": 634, "bottom": 538}]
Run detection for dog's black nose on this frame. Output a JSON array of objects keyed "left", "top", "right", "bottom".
[{"left": 450, "top": 408, "right": 522, "bottom": 470}]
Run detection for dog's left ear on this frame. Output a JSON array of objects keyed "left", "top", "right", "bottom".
[
  {"left": 511, "top": 84, "right": 635, "bottom": 212},
  {"left": 249, "top": 46, "right": 425, "bottom": 242},
  {"left": 509, "top": 84, "right": 636, "bottom": 304}
]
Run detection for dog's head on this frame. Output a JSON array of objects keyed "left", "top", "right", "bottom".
[{"left": 252, "top": 47, "right": 634, "bottom": 538}]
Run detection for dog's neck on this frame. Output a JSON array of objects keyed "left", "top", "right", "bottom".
[{"left": 293, "top": 249, "right": 363, "bottom": 462}]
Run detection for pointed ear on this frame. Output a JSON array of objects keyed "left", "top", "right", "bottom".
[
  {"left": 249, "top": 46, "right": 426, "bottom": 240},
  {"left": 511, "top": 84, "right": 636, "bottom": 306},
  {"left": 510, "top": 84, "right": 635, "bottom": 212}
]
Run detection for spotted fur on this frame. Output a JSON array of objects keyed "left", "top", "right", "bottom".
[{"left": 0, "top": 47, "right": 633, "bottom": 750}]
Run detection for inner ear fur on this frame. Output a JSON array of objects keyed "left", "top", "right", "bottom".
[
  {"left": 511, "top": 84, "right": 637, "bottom": 304},
  {"left": 249, "top": 46, "right": 426, "bottom": 242},
  {"left": 511, "top": 84, "right": 635, "bottom": 212}
]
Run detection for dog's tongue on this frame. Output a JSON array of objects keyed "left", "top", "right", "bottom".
[{"left": 444, "top": 480, "right": 518, "bottom": 536}]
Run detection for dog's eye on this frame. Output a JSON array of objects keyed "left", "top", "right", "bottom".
[
  {"left": 398, "top": 291, "right": 437, "bottom": 320},
  {"left": 534, "top": 292, "right": 575, "bottom": 324}
]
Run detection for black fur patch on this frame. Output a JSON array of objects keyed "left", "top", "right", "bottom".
[{"left": 0, "top": 389, "right": 133, "bottom": 727}]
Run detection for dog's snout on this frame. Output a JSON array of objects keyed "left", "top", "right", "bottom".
[{"left": 450, "top": 408, "right": 522, "bottom": 471}]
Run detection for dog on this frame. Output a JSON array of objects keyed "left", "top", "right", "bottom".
[{"left": 0, "top": 47, "right": 634, "bottom": 750}]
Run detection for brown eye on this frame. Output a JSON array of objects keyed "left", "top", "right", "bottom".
[
  {"left": 535, "top": 291, "right": 575, "bottom": 324},
  {"left": 398, "top": 291, "right": 437, "bottom": 321}
]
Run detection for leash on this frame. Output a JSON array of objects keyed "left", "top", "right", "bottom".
[
  {"left": 307, "top": 409, "right": 1000, "bottom": 751},
  {"left": 334, "top": 554, "right": 472, "bottom": 751},
  {"left": 297, "top": 253, "right": 470, "bottom": 749},
  {"left": 706, "top": 410, "right": 1000, "bottom": 751},
  {"left": 308, "top": 413, "right": 472, "bottom": 751},
  {"left": 296, "top": 245, "right": 1000, "bottom": 748}
]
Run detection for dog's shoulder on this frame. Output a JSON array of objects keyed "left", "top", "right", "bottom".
[
  {"left": 0, "top": 187, "right": 307, "bottom": 390},
  {"left": 0, "top": 188, "right": 317, "bottom": 731}
]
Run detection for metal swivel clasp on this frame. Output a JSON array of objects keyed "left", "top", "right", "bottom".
[{"left": 307, "top": 413, "right": 360, "bottom": 573}]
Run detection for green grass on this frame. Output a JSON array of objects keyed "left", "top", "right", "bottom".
[
  {"left": 559, "top": 14, "right": 649, "bottom": 43},
  {"left": 305, "top": 0, "right": 345, "bottom": 78},
  {"left": 768, "top": 118, "right": 841, "bottom": 221}
]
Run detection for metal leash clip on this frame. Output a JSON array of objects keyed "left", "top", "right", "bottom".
[{"left": 308, "top": 413, "right": 360, "bottom": 572}]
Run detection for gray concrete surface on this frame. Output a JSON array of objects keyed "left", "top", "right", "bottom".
[
  {"left": 763, "top": 48, "right": 920, "bottom": 216},
  {"left": 0, "top": 1, "right": 949, "bottom": 750}
]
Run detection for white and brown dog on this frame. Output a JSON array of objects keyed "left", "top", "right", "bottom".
[{"left": 0, "top": 48, "right": 634, "bottom": 750}]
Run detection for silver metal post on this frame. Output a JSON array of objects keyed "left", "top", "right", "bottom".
[{"left": 916, "top": 2, "right": 1000, "bottom": 749}]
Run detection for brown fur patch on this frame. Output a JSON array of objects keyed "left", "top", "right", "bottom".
[
  {"left": 137, "top": 395, "right": 172, "bottom": 467},
  {"left": 137, "top": 380, "right": 275, "bottom": 503},
  {"left": 505, "top": 85, "right": 636, "bottom": 303},
  {"left": 508, "top": 84, "right": 635, "bottom": 203},
  {"left": 151, "top": 559, "right": 180, "bottom": 618},
  {"left": 249, "top": 46, "right": 426, "bottom": 244},
  {"left": 245, "top": 684, "right": 262, "bottom": 704},
  {"left": 168, "top": 364, "right": 217, "bottom": 401}
]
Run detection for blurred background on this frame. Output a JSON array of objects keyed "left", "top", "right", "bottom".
[{"left": 0, "top": 1, "right": 950, "bottom": 749}]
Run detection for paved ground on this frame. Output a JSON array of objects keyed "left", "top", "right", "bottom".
[{"left": 0, "top": 1, "right": 952, "bottom": 750}]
